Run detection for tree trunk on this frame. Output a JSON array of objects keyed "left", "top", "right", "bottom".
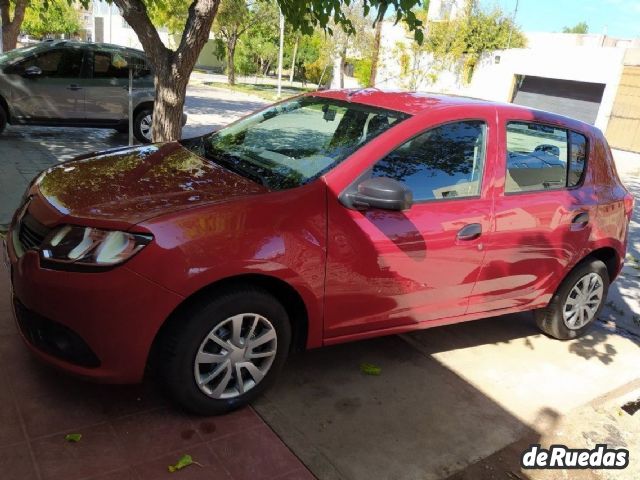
[
  {"left": 1, "top": 0, "right": 28, "bottom": 52},
  {"left": 339, "top": 48, "right": 347, "bottom": 89},
  {"left": 289, "top": 35, "right": 299, "bottom": 85},
  {"left": 226, "top": 34, "right": 237, "bottom": 85},
  {"left": 114, "top": 0, "right": 220, "bottom": 142},
  {"left": 369, "top": 21, "right": 383, "bottom": 87}
]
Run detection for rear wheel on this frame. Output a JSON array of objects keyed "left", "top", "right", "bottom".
[
  {"left": 155, "top": 287, "right": 291, "bottom": 415},
  {"left": 133, "top": 108, "right": 153, "bottom": 143},
  {"left": 535, "top": 258, "right": 609, "bottom": 339}
]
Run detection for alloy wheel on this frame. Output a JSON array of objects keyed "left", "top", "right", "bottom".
[
  {"left": 140, "top": 114, "right": 152, "bottom": 141},
  {"left": 562, "top": 272, "right": 604, "bottom": 330},
  {"left": 193, "top": 313, "right": 277, "bottom": 399}
]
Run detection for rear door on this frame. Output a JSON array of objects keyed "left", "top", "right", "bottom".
[
  {"left": 9, "top": 46, "right": 85, "bottom": 119},
  {"left": 466, "top": 112, "right": 594, "bottom": 315},
  {"left": 84, "top": 49, "right": 130, "bottom": 121},
  {"left": 323, "top": 107, "right": 498, "bottom": 340}
]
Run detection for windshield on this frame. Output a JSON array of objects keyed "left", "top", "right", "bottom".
[
  {"left": 192, "top": 96, "right": 409, "bottom": 190},
  {"left": 0, "top": 45, "right": 42, "bottom": 65}
]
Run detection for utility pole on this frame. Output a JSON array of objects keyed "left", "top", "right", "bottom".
[
  {"left": 276, "top": 10, "right": 284, "bottom": 98},
  {"left": 0, "top": 14, "right": 3, "bottom": 53},
  {"left": 507, "top": 0, "right": 520, "bottom": 49}
]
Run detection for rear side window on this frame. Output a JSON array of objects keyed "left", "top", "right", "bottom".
[
  {"left": 505, "top": 122, "right": 588, "bottom": 193},
  {"left": 93, "top": 51, "right": 129, "bottom": 79},
  {"left": 371, "top": 120, "right": 486, "bottom": 201}
]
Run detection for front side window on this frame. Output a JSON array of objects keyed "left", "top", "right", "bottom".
[
  {"left": 18, "top": 48, "right": 84, "bottom": 77},
  {"left": 370, "top": 120, "right": 487, "bottom": 201},
  {"left": 193, "top": 96, "right": 409, "bottom": 189},
  {"left": 505, "top": 122, "right": 588, "bottom": 193}
]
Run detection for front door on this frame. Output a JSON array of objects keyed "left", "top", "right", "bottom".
[
  {"left": 10, "top": 46, "right": 85, "bottom": 120},
  {"left": 466, "top": 114, "right": 594, "bottom": 315},
  {"left": 324, "top": 115, "right": 497, "bottom": 340}
]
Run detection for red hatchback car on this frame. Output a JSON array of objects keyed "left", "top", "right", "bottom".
[{"left": 5, "top": 90, "right": 634, "bottom": 414}]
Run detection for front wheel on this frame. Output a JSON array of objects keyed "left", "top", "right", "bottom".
[
  {"left": 156, "top": 287, "right": 291, "bottom": 415},
  {"left": 535, "top": 258, "right": 609, "bottom": 340},
  {"left": 0, "top": 106, "right": 7, "bottom": 135},
  {"left": 133, "top": 108, "right": 153, "bottom": 143}
]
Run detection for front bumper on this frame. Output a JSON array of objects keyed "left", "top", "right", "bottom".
[{"left": 5, "top": 230, "right": 184, "bottom": 384}]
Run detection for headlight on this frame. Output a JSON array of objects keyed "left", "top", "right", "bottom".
[{"left": 41, "top": 225, "right": 152, "bottom": 268}]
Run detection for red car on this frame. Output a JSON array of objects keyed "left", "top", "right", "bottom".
[{"left": 4, "top": 91, "right": 634, "bottom": 415}]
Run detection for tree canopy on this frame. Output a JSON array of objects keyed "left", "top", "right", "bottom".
[
  {"left": 562, "top": 22, "right": 589, "bottom": 34},
  {"left": 22, "top": 0, "right": 81, "bottom": 38},
  {"left": 424, "top": 0, "right": 526, "bottom": 84}
]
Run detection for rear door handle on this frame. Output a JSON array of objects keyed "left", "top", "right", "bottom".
[
  {"left": 571, "top": 212, "right": 590, "bottom": 229},
  {"left": 67, "top": 84, "right": 82, "bottom": 91},
  {"left": 457, "top": 223, "right": 482, "bottom": 241}
]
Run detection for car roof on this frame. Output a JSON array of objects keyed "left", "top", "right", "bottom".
[
  {"left": 311, "top": 88, "right": 596, "bottom": 134},
  {"left": 42, "top": 40, "right": 146, "bottom": 56}
]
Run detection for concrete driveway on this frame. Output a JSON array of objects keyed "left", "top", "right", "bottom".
[{"left": 0, "top": 85, "right": 639, "bottom": 479}]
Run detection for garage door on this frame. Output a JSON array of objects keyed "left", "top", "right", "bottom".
[{"left": 512, "top": 75, "right": 606, "bottom": 124}]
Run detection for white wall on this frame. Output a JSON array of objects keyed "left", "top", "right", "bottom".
[
  {"left": 374, "top": 23, "right": 629, "bottom": 131},
  {"left": 90, "top": 1, "right": 171, "bottom": 49}
]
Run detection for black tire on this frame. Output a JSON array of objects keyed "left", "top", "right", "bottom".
[
  {"left": 535, "top": 258, "right": 609, "bottom": 340},
  {"left": 133, "top": 108, "right": 153, "bottom": 144},
  {"left": 0, "top": 105, "right": 7, "bottom": 135},
  {"left": 155, "top": 287, "right": 291, "bottom": 415}
]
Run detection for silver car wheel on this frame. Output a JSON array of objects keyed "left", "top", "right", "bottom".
[
  {"left": 562, "top": 272, "right": 604, "bottom": 330},
  {"left": 140, "top": 114, "right": 152, "bottom": 141},
  {"left": 193, "top": 313, "right": 277, "bottom": 400}
]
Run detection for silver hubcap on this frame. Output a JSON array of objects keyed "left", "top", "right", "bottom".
[
  {"left": 140, "top": 114, "right": 152, "bottom": 140},
  {"left": 194, "top": 313, "right": 277, "bottom": 399},
  {"left": 563, "top": 272, "right": 604, "bottom": 330}
]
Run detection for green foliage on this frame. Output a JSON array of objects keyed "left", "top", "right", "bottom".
[
  {"left": 21, "top": 0, "right": 81, "bottom": 37},
  {"left": 351, "top": 57, "right": 372, "bottom": 87},
  {"left": 424, "top": 0, "right": 527, "bottom": 84},
  {"left": 168, "top": 454, "right": 194, "bottom": 473},
  {"left": 277, "top": 0, "right": 424, "bottom": 43},
  {"left": 562, "top": 22, "right": 589, "bottom": 34},
  {"left": 64, "top": 433, "right": 82, "bottom": 442},
  {"left": 146, "top": 0, "right": 190, "bottom": 36}
]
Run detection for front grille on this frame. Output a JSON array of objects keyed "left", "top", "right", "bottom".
[
  {"left": 18, "top": 212, "right": 51, "bottom": 251},
  {"left": 13, "top": 298, "right": 101, "bottom": 368}
]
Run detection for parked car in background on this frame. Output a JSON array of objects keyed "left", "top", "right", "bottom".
[
  {"left": 0, "top": 41, "right": 177, "bottom": 143},
  {"left": 4, "top": 91, "right": 634, "bottom": 415}
]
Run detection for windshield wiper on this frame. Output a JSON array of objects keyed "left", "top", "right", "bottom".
[{"left": 205, "top": 151, "right": 270, "bottom": 188}]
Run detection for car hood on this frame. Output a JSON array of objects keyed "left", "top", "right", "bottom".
[{"left": 35, "top": 142, "right": 268, "bottom": 225}]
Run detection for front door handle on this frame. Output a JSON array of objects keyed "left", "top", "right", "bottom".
[
  {"left": 67, "top": 84, "right": 82, "bottom": 91},
  {"left": 457, "top": 223, "right": 482, "bottom": 241}
]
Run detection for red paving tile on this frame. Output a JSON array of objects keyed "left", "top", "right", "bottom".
[
  {"left": 31, "top": 424, "right": 124, "bottom": 480},
  {"left": 0, "top": 442, "right": 39, "bottom": 480},
  {"left": 0, "top": 372, "right": 25, "bottom": 448},
  {"left": 134, "top": 443, "right": 231, "bottom": 480},
  {"left": 0, "top": 253, "right": 310, "bottom": 480},
  {"left": 209, "top": 425, "right": 303, "bottom": 480},
  {"left": 111, "top": 407, "right": 204, "bottom": 464}
]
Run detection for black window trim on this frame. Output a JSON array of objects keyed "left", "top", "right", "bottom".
[
  {"left": 503, "top": 120, "right": 590, "bottom": 196},
  {"left": 342, "top": 118, "right": 490, "bottom": 206}
]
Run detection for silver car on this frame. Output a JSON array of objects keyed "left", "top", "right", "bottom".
[{"left": 0, "top": 41, "right": 162, "bottom": 143}]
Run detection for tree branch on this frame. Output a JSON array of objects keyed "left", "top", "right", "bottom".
[
  {"left": 175, "top": 0, "right": 220, "bottom": 71},
  {"left": 112, "top": 0, "right": 171, "bottom": 67}
]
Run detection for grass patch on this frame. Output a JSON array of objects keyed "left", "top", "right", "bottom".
[{"left": 204, "top": 81, "right": 313, "bottom": 101}]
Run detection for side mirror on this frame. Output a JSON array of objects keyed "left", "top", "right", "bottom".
[
  {"left": 23, "top": 66, "right": 42, "bottom": 78},
  {"left": 343, "top": 177, "right": 413, "bottom": 211}
]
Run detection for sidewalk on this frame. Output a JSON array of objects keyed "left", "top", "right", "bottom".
[{"left": 0, "top": 258, "right": 313, "bottom": 480}]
